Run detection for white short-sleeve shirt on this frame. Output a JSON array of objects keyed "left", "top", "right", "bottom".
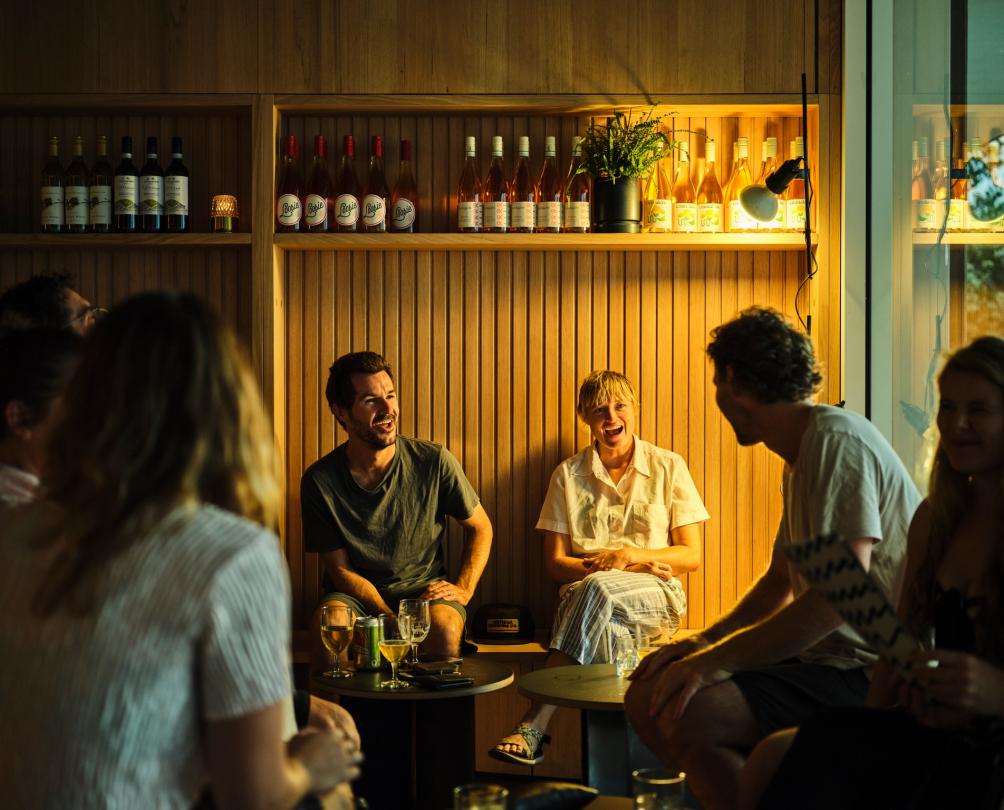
[{"left": 536, "top": 436, "right": 710, "bottom": 555}]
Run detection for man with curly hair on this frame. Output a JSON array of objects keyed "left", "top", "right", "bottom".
[
  {"left": 625, "top": 306, "right": 921, "bottom": 810},
  {"left": 0, "top": 273, "right": 101, "bottom": 335}
]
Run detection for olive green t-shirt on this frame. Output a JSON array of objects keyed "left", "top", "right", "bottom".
[{"left": 301, "top": 436, "right": 480, "bottom": 602}]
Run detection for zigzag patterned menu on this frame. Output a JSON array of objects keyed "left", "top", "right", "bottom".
[{"left": 784, "top": 533, "right": 921, "bottom": 677}]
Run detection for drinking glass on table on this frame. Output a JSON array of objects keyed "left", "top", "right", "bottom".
[
  {"left": 379, "top": 615, "right": 411, "bottom": 689},
  {"left": 454, "top": 783, "right": 509, "bottom": 809},
  {"left": 632, "top": 768, "right": 686, "bottom": 809},
  {"left": 319, "top": 603, "right": 356, "bottom": 679},
  {"left": 398, "top": 598, "right": 430, "bottom": 666}
]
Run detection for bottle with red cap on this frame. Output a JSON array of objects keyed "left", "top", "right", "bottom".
[
  {"left": 304, "top": 134, "right": 334, "bottom": 232},
  {"left": 362, "top": 135, "right": 390, "bottom": 232},
  {"left": 275, "top": 134, "right": 302, "bottom": 232},
  {"left": 334, "top": 135, "right": 361, "bottom": 232},
  {"left": 390, "top": 139, "right": 418, "bottom": 233}
]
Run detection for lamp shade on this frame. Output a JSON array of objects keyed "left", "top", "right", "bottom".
[{"left": 739, "top": 184, "right": 780, "bottom": 222}]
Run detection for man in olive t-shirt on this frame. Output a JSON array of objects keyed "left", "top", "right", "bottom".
[{"left": 301, "top": 351, "right": 493, "bottom": 659}]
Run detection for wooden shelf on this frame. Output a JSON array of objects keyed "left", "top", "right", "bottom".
[
  {"left": 912, "top": 231, "right": 1004, "bottom": 245},
  {"left": 0, "top": 93, "right": 255, "bottom": 112},
  {"left": 0, "top": 233, "right": 252, "bottom": 247},
  {"left": 274, "top": 232, "right": 816, "bottom": 251}
]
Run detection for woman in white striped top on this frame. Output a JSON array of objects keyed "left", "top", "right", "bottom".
[{"left": 0, "top": 292, "right": 360, "bottom": 810}]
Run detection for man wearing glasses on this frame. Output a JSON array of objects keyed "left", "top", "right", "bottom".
[{"left": 0, "top": 273, "right": 106, "bottom": 334}]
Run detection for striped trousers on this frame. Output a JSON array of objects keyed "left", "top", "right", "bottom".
[{"left": 549, "top": 570, "right": 688, "bottom": 664}]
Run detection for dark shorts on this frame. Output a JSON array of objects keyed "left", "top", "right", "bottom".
[
  {"left": 321, "top": 591, "right": 467, "bottom": 624},
  {"left": 731, "top": 659, "right": 870, "bottom": 737}
]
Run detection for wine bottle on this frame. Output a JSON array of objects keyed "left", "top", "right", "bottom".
[
  {"left": 457, "top": 136, "right": 482, "bottom": 232},
  {"left": 756, "top": 139, "right": 768, "bottom": 183},
  {"left": 139, "top": 136, "right": 164, "bottom": 233},
  {"left": 785, "top": 137, "right": 807, "bottom": 232},
  {"left": 391, "top": 139, "right": 418, "bottom": 233},
  {"left": 987, "top": 138, "right": 1004, "bottom": 232},
  {"left": 164, "top": 136, "right": 190, "bottom": 233},
  {"left": 90, "top": 135, "right": 113, "bottom": 233},
  {"left": 912, "top": 136, "right": 936, "bottom": 231},
  {"left": 335, "top": 135, "right": 361, "bottom": 232},
  {"left": 275, "top": 134, "right": 303, "bottom": 232},
  {"left": 646, "top": 156, "right": 673, "bottom": 233},
  {"left": 64, "top": 135, "right": 90, "bottom": 233},
  {"left": 114, "top": 136, "right": 139, "bottom": 233},
  {"left": 509, "top": 135, "right": 535, "bottom": 233},
  {"left": 482, "top": 135, "right": 509, "bottom": 233},
  {"left": 562, "top": 136, "right": 590, "bottom": 233},
  {"left": 535, "top": 136, "right": 562, "bottom": 233},
  {"left": 671, "top": 144, "right": 696, "bottom": 233},
  {"left": 362, "top": 135, "right": 389, "bottom": 232},
  {"left": 304, "top": 134, "right": 333, "bottom": 232},
  {"left": 726, "top": 136, "right": 755, "bottom": 232},
  {"left": 696, "top": 140, "right": 724, "bottom": 233},
  {"left": 40, "top": 136, "right": 64, "bottom": 233},
  {"left": 761, "top": 137, "right": 784, "bottom": 230}
]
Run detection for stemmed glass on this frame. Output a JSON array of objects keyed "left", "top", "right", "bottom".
[
  {"left": 319, "top": 603, "right": 356, "bottom": 679},
  {"left": 379, "top": 615, "right": 412, "bottom": 689},
  {"left": 398, "top": 598, "right": 431, "bottom": 666}
]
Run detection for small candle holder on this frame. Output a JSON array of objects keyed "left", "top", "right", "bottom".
[{"left": 210, "top": 195, "right": 239, "bottom": 233}]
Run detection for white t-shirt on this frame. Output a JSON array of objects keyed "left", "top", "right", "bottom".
[
  {"left": 0, "top": 503, "right": 292, "bottom": 809},
  {"left": 778, "top": 405, "right": 922, "bottom": 668},
  {"left": 536, "top": 436, "right": 710, "bottom": 555}
]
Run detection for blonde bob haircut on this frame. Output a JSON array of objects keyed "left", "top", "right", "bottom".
[
  {"left": 33, "top": 291, "right": 281, "bottom": 616},
  {"left": 576, "top": 370, "right": 640, "bottom": 420}
]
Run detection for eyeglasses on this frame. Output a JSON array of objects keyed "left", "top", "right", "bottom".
[{"left": 66, "top": 306, "right": 108, "bottom": 329}]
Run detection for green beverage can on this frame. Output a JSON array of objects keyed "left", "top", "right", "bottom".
[{"left": 353, "top": 615, "right": 384, "bottom": 671}]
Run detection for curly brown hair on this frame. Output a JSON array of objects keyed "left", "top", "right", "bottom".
[{"left": 706, "top": 306, "right": 823, "bottom": 403}]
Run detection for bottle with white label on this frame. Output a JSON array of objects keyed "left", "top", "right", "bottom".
[
  {"left": 140, "top": 136, "right": 164, "bottom": 233},
  {"left": 304, "top": 134, "right": 333, "bottom": 232},
  {"left": 762, "top": 137, "right": 785, "bottom": 230},
  {"left": 390, "top": 139, "right": 418, "bottom": 233},
  {"left": 335, "top": 135, "right": 361, "bottom": 232},
  {"left": 165, "top": 136, "right": 190, "bottom": 233},
  {"left": 510, "top": 136, "right": 536, "bottom": 233},
  {"left": 482, "top": 136, "right": 509, "bottom": 233},
  {"left": 726, "top": 136, "right": 755, "bottom": 232},
  {"left": 671, "top": 144, "right": 697, "bottom": 232},
  {"left": 276, "top": 134, "right": 302, "bottom": 232},
  {"left": 362, "top": 135, "right": 389, "bottom": 232},
  {"left": 562, "top": 136, "right": 590, "bottom": 233},
  {"left": 40, "top": 135, "right": 65, "bottom": 233},
  {"left": 457, "top": 136, "right": 482, "bottom": 232},
  {"left": 785, "top": 137, "right": 807, "bottom": 232},
  {"left": 646, "top": 156, "right": 673, "bottom": 232},
  {"left": 535, "top": 136, "right": 562, "bottom": 232},
  {"left": 90, "top": 135, "right": 113, "bottom": 233},
  {"left": 64, "top": 135, "right": 90, "bottom": 233},
  {"left": 114, "top": 136, "right": 139, "bottom": 233},
  {"left": 697, "top": 140, "right": 724, "bottom": 233}
]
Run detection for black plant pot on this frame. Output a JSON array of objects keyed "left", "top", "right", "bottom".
[{"left": 592, "top": 176, "right": 642, "bottom": 233}]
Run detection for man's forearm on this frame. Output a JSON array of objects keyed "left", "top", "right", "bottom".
[
  {"left": 454, "top": 526, "right": 492, "bottom": 596},
  {"left": 328, "top": 568, "right": 394, "bottom": 617},
  {"left": 701, "top": 569, "right": 793, "bottom": 644},
  {"left": 706, "top": 588, "right": 845, "bottom": 671}
]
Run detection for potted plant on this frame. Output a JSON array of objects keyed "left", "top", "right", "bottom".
[{"left": 576, "top": 108, "right": 681, "bottom": 233}]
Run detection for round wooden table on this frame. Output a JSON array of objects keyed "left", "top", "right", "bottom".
[{"left": 312, "top": 657, "right": 513, "bottom": 810}]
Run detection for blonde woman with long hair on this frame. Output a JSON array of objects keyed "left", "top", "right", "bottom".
[{"left": 0, "top": 292, "right": 360, "bottom": 810}]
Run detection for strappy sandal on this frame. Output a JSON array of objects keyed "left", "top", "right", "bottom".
[{"left": 489, "top": 723, "right": 551, "bottom": 766}]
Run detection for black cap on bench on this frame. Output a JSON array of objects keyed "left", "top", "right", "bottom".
[{"left": 471, "top": 602, "right": 536, "bottom": 644}]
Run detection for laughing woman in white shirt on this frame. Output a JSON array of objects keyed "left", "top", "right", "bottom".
[{"left": 491, "top": 370, "right": 709, "bottom": 766}]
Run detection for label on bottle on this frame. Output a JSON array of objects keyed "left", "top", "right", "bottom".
[
  {"left": 90, "top": 185, "right": 112, "bottom": 226},
  {"left": 786, "top": 199, "right": 807, "bottom": 231},
  {"left": 697, "top": 203, "right": 723, "bottom": 233},
  {"left": 114, "top": 176, "right": 137, "bottom": 215},
  {"left": 41, "top": 186, "right": 64, "bottom": 226},
  {"left": 335, "top": 194, "right": 360, "bottom": 227},
  {"left": 483, "top": 201, "right": 509, "bottom": 229},
  {"left": 277, "top": 193, "right": 302, "bottom": 226},
  {"left": 727, "top": 200, "right": 756, "bottom": 232},
  {"left": 392, "top": 199, "right": 416, "bottom": 230},
  {"left": 770, "top": 200, "right": 786, "bottom": 230},
  {"left": 947, "top": 199, "right": 965, "bottom": 231},
  {"left": 673, "top": 203, "right": 697, "bottom": 232},
  {"left": 913, "top": 199, "right": 937, "bottom": 231},
  {"left": 165, "top": 176, "right": 190, "bottom": 216},
  {"left": 140, "top": 176, "right": 164, "bottom": 216},
  {"left": 362, "top": 195, "right": 386, "bottom": 227},
  {"left": 647, "top": 199, "right": 672, "bottom": 231},
  {"left": 535, "top": 201, "right": 562, "bottom": 230},
  {"left": 563, "top": 201, "right": 590, "bottom": 230},
  {"left": 304, "top": 194, "right": 328, "bottom": 227},
  {"left": 510, "top": 201, "right": 535, "bottom": 229},
  {"left": 458, "top": 201, "right": 482, "bottom": 230},
  {"left": 65, "top": 185, "right": 89, "bottom": 226}
]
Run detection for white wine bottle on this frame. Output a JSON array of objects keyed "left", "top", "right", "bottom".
[
  {"left": 40, "top": 136, "right": 64, "bottom": 233},
  {"left": 64, "top": 135, "right": 90, "bottom": 233}
]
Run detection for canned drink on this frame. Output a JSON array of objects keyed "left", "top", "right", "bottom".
[{"left": 353, "top": 615, "right": 385, "bottom": 671}]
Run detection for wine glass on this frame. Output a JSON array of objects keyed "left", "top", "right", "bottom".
[
  {"left": 398, "top": 598, "right": 431, "bottom": 666},
  {"left": 379, "top": 615, "right": 411, "bottom": 689},
  {"left": 319, "top": 603, "right": 356, "bottom": 679}
]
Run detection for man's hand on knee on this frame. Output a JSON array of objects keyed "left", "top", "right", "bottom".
[{"left": 651, "top": 650, "right": 733, "bottom": 720}]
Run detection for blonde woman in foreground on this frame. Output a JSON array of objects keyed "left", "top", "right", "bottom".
[{"left": 0, "top": 292, "right": 360, "bottom": 810}]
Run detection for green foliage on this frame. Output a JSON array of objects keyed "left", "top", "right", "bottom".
[{"left": 576, "top": 108, "right": 683, "bottom": 183}]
